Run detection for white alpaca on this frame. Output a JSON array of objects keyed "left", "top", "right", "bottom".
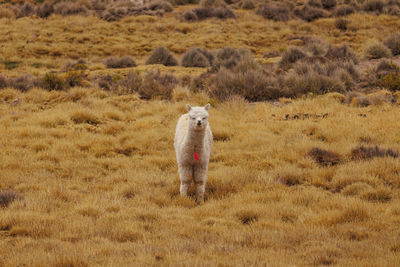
[{"left": 174, "top": 104, "right": 213, "bottom": 203}]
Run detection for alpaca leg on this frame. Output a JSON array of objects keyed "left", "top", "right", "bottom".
[
  {"left": 179, "top": 165, "right": 192, "bottom": 197},
  {"left": 194, "top": 166, "right": 207, "bottom": 204}
]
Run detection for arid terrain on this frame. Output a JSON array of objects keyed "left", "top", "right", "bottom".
[{"left": 1, "top": 0, "right": 400, "bottom": 266}]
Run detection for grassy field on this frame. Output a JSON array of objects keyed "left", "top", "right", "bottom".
[{"left": 1, "top": 1, "right": 400, "bottom": 266}]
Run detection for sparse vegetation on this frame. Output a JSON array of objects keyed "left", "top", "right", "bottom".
[
  {"left": 1, "top": 1, "right": 400, "bottom": 266},
  {"left": 364, "top": 42, "right": 392, "bottom": 59}
]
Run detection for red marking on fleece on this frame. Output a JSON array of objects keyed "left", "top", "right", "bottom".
[{"left": 194, "top": 152, "right": 199, "bottom": 162}]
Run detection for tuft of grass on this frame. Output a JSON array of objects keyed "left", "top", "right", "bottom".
[
  {"left": 383, "top": 32, "right": 400, "bottom": 56},
  {"left": 307, "top": 147, "right": 341, "bottom": 166},
  {"left": 0, "top": 189, "right": 22, "bottom": 208},
  {"left": 334, "top": 4, "right": 355, "bottom": 16},
  {"left": 362, "top": 0, "right": 385, "bottom": 13},
  {"left": 138, "top": 70, "right": 177, "bottom": 100},
  {"left": 71, "top": 110, "right": 101, "bottom": 125},
  {"left": 351, "top": 145, "right": 399, "bottom": 160},
  {"left": 145, "top": 46, "right": 178, "bottom": 66},
  {"left": 236, "top": 210, "right": 259, "bottom": 225},
  {"left": 104, "top": 56, "right": 137, "bottom": 69},
  {"left": 325, "top": 44, "right": 358, "bottom": 63},
  {"left": 9, "top": 74, "right": 39, "bottom": 92},
  {"left": 41, "top": 72, "right": 66, "bottom": 91},
  {"left": 364, "top": 42, "right": 392, "bottom": 59},
  {"left": 53, "top": 1, "right": 88, "bottom": 16},
  {"left": 334, "top": 18, "right": 349, "bottom": 31}
]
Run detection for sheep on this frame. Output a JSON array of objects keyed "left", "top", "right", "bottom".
[{"left": 174, "top": 104, "right": 213, "bottom": 204}]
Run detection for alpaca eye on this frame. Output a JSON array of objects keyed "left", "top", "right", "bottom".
[{"left": 202, "top": 117, "right": 206, "bottom": 120}]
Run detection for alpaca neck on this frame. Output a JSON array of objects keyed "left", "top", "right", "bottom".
[{"left": 184, "top": 127, "right": 205, "bottom": 151}]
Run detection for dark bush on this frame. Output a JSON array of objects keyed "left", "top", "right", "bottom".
[
  {"left": 182, "top": 10, "right": 198, "bottom": 21},
  {"left": 200, "top": 0, "right": 226, "bottom": 8},
  {"left": 384, "top": 32, "right": 400, "bottom": 56},
  {"left": 376, "top": 60, "right": 399, "bottom": 77},
  {"left": 325, "top": 44, "right": 358, "bottom": 63},
  {"left": 41, "top": 73, "right": 66, "bottom": 91},
  {"left": 284, "top": 71, "right": 346, "bottom": 97},
  {"left": 210, "top": 67, "right": 281, "bottom": 101},
  {"left": 351, "top": 145, "right": 399, "bottom": 160},
  {"left": 294, "top": 5, "right": 326, "bottom": 22},
  {"left": 211, "top": 47, "right": 253, "bottom": 72},
  {"left": 255, "top": 3, "right": 291, "bottom": 21},
  {"left": 65, "top": 71, "right": 86, "bottom": 88},
  {"left": 104, "top": 56, "right": 137, "bottom": 68},
  {"left": 100, "top": 7, "right": 127, "bottom": 22},
  {"left": 119, "top": 71, "right": 142, "bottom": 94},
  {"left": 148, "top": 0, "right": 173, "bottom": 12},
  {"left": 168, "top": 0, "right": 199, "bottom": 5},
  {"left": 335, "top": 18, "right": 349, "bottom": 31},
  {"left": 213, "top": 7, "right": 236, "bottom": 19},
  {"left": 53, "top": 2, "right": 88, "bottom": 16},
  {"left": 334, "top": 4, "right": 355, "bottom": 16},
  {"left": 308, "top": 147, "right": 341, "bottom": 166},
  {"left": 36, "top": 2, "right": 54, "bottom": 18},
  {"left": 15, "top": 2, "right": 36, "bottom": 18},
  {"left": 239, "top": 0, "right": 255, "bottom": 10},
  {"left": 279, "top": 47, "right": 307, "bottom": 67},
  {"left": 0, "top": 75, "right": 8, "bottom": 89},
  {"left": 138, "top": 70, "right": 177, "bottom": 100},
  {"left": 362, "top": 0, "right": 385, "bottom": 12},
  {"left": 96, "top": 75, "right": 115, "bottom": 91},
  {"left": 0, "top": 189, "right": 22, "bottom": 208},
  {"left": 181, "top": 47, "right": 214, "bottom": 67},
  {"left": 9, "top": 74, "right": 39, "bottom": 92},
  {"left": 364, "top": 42, "right": 392, "bottom": 59},
  {"left": 321, "top": 0, "right": 336, "bottom": 9},
  {"left": 191, "top": 6, "right": 236, "bottom": 20},
  {"left": 145, "top": 46, "right": 178, "bottom": 66}
]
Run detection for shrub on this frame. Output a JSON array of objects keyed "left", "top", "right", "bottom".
[
  {"left": 168, "top": 0, "right": 199, "bottom": 5},
  {"left": 200, "top": 0, "right": 226, "bottom": 8},
  {"left": 210, "top": 67, "right": 281, "bottom": 101},
  {"left": 0, "top": 75, "right": 8, "bottom": 89},
  {"left": 191, "top": 6, "right": 235, "bottom": 20},
  {"left": 0, "top": 189, "right": 22, "bottom": 208},
  {"left": 294, "top": 5, "right": 326, "bottom": 22},
  {"left": 211, "top": 47, "right": 254, "bottom": 72},
  {"left": 148, "top": 0, "right": 174, "bottom": 12},
  {"left": 213, "top": 7, "right": 236, "bottom": 19},
  {"left": 15, "top": 2, "right": 36, "bottom": 18},
  {"left": 383, "top": 32, "right": 400, "bottom": 56},
  {"left": 138, "top": 70, "right": 177, "bottom": 100},
  {"left": 279, "top": 47, "right": 307, "bottom": 68},
  {"left": 255, "top": 3, "right": 291, "bottom": 21},
  {"left": 351, "top": 145, "right": 399, "bottom": 160},
  {"left": 362, "top": 0, "right": 385, "bottom": 12},
  {"left": 239, "top": 0, "right": 255, "bottom": 10},
  {"left": 381, "top": 72, "right": 400, "bottom": 91},
  {"left": 41, "top": 73, "right": 66, "bottom": 91},
  {"left": 36, "top": 2, "right": 54, "bottom": 18},
  {"left": 63, "top": 59, "right": 88, "bottom": 72},
  {"left": 284, "top": 71, "right": 345, "bottom": 97},
  {"left": 182, "top": 10, "right": 198, "bottom": 21},
  {"left": 65, "top": 71, "right": 86, "bottom": 88},
  {"left": 325, "top": 44, "right": 358, "bottom": 63},
  {"left": 334, "top": 4, "right": 355, "bottom": 16},
  {"left": 364, "top": 42, "right": 392, "bottom": 59},
  {"left": 53, "top": 2, "right": 88, "bottom": 16},
  {"left": 321, "top": 0, "right": 336, "bottom": 9},
  {"left": 181, "top": 47, "right": 214, "bottom": 67},
  {"left": 307, "top": 147, "right": 341, "bottom": 166},
  {"left": 376, "top": 60, "right": 399, "bottom": 78},
  {"left": 145, "top": 46, "right": 178, "bottom": 66},
  {"left": 335, "top": 18, "right": 349, "bottom": 31},
  {"left": 9, "top": 74, "right": 39, "bottom": 92},
  {"left": 104, "top": 56, "right": 137, "bottom": 68},
  {"left": 95, "top": 75, "right": 116, "bottom": 91},
  {"left": 118, "top": 71, "right": 142, "bottom": 94}
]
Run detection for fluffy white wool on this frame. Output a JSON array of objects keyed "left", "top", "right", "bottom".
[{"left": 174, "top": 104, "right": 213, "bottom": 203}]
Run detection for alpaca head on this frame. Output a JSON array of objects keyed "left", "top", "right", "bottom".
[{"left": 186, "top": 104, "right": 210, "bottom": 131}]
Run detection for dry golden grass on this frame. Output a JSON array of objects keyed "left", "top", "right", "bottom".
[
  {"left": 1, "top": 10, "right": 400, "bottom": 76},
  {"left": 1, "top": 88, "right": 400, "bottom": 265}
]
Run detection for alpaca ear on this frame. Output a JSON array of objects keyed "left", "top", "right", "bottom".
[
  {"left": 204, "top": 103, "right": 210, "bottom": 111},
  {"left": 186, "top": 104, "right": 192, "bottom": 112}
]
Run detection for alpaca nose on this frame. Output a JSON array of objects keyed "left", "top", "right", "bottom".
[{"left": 197, "top": 120, "right": 201, "bottom": 126}]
